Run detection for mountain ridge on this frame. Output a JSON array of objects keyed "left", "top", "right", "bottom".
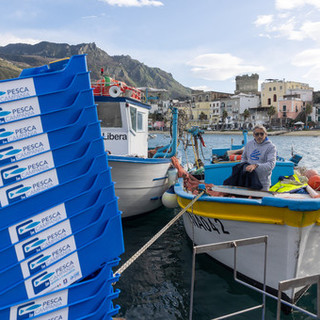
[{"left": 0, "top": 41, "right": 191, "bottom": 99}]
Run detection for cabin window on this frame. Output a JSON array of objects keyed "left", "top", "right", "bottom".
[
  {"left": 130, "top": 107, "right": 137, "bottom": 131},
  {"left": 137, "top": 112, "right": 143, "bottom": 131},
  {"left": 130, "top": 107, "right": 145, "bottom": 132},
  {"left": 97, "top": 102, "right": 122, "bottom": 128}
]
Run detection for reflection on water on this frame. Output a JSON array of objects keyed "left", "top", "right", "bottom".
[{"left": 115, "top": 134, "right": 320, "bottom": 320}]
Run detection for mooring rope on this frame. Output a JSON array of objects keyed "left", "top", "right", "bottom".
[{"left": 114, "top": 190, "right": 205, "bottom": 276}]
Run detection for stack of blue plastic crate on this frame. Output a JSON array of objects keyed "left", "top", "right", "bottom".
[{"left": 0, "top": 55, "right": 124, "bottom": 320}]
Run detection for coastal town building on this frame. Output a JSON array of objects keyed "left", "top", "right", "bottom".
[
  {"left": 261, "top": 79, "right": 312, "bottom": 110},
  {"left": 148, "top": 74, "right": 318, "bottom": 130},
  {"left": 277, "top": 94, "right": 304, "bottom": 126},
  {"left": 235, "top": 74, "right": 259, "bottom": 94},
  {"left": 190, "top": 90, "right": 231, "bottom": 128}
]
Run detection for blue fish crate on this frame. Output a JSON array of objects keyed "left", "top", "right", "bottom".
[
  {"left": 0, "top": 72, "right": 91, "bottom": 124},
  {"left": 0, "top": 213, "right": 124, "bottom": 306},
  {"left": 0, "top": 137, "right": 104, "bottom": 187},
  {"left": 0, "top": 196, "right": 119, "bottom": 273},
  {"left": 0, "top": 121, "right": 102, "bottom": 168},
  {"left": 0, "top": 153, "right": 110, "bottom": 208},
  {"left": 0, "top": 104, "right": 98, "bottom": 146},
  {"left": 0, "top": 183, "right": 115, "bottom": 249},
  {"left": 0, "top": 166, "right": 112, "bottom": 230},
  {"left": 0, "top": 203, "right": 118, "bottom": 292},
  {"left": 22, "top": 284, "right": 119, "bottom": 320},
  {"left": 0, "top": 55, "right": 88, "bottom": 104},
  {"left": 0, "top": 258, "right": 120, "bottom": 319},
  {"left": 81, "top": 298, "right": 120, "bottom": 320}
]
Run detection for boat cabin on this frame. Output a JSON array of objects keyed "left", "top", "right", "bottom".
[{"left": 94, "top": 96, "right": 150, "bottom": 157}]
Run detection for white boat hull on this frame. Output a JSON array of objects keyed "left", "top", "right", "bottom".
[
  {"left": 183, "top": 212, "right": 320, "bottom": 302},
  {"left": 108, "top": 157, "right": 171, "bottom": 218}
]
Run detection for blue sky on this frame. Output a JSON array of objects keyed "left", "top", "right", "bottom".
[{"left": 1, "top": 0, "right": 320, "bottom": 93}]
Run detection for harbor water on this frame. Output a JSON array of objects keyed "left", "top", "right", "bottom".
[{"left": 115, "top": 133, "right": 320, "bottom": 320}]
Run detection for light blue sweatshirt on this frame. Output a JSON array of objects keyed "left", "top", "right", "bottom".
[{"left": 241, "top": 137, "right": 277, "bottom": 190}]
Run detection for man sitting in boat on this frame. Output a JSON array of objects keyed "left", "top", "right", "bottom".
[{"left": 241, "top": 125, "right": 277, "bottom": 191}]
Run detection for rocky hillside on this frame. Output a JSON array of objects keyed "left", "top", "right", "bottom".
[{"left": 0, "top": 41, "right": 191, "bottom": 99}]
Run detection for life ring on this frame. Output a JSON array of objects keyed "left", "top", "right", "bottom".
[{"left": 109, "top": 85, "right": 121, "bottom": 97}]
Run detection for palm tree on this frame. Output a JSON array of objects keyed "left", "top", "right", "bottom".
[
  {"left": 199, "top": 112, "right": 207, "bottom": 121},
  {"left": 222, "top": 110, "right": 228, "bottom": 129},
  {"left": 267, "top": 105, "right": 276, "bottom": 126},
  {"left": 242, "top": 109, "right": 250, "bottom": 128},
  {"left": 305, "top": 104, "right": 313, "bottom": 128}
]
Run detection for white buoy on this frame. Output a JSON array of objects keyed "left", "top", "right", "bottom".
[{"left": 162, "top": 185, "right": 178, "bottom": 208}]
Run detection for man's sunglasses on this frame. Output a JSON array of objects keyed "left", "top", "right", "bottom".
[{"left": 254, "top": 132, "right": 265, "bottom": 137}]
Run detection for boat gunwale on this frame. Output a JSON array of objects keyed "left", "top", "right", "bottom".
[{"left": 108, "top": 155, "right": 171, "bottom": 164}]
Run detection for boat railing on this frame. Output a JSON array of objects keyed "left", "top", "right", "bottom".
[
  {"left": 91, "top": 79, "right": 142, "bottom": 101},
  {"left": 277, "top": 275, "right": 320, "bottom": 319},
  {"left": 189, "top": 235, "right": 320, "bottom": 319}
]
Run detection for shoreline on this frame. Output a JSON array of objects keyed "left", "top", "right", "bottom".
[{"left": 150, "top": 130, "right": 320, "bottom": 137}]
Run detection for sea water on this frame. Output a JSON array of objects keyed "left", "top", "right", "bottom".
[{"left": 115, "top": 133, "right": 320, "bottom": 320}]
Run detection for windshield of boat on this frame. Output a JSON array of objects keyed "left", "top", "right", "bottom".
[{"left": 97, "top": 102, "right": 122, "bottom": 128}]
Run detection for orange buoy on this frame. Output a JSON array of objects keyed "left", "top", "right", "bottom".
[
  {"left": 229, "top": 154, "right": 242, "bottom": 161},
  {"left": 308, "top": 175, "right": 320, "bottom": 190}
]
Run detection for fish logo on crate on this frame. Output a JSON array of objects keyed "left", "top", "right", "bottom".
[
  {"left": 0, "top": 78, "right": 36, "bottom": 103},
  {"left": 0, "top": 117, "right": 43, "bottom": 145},
  {"left": 25, "top": 253, "right": 82, "bottom": 297},
  {"left": 32, "top": 271, "right": 55, "bottom": 294},
  {"left": 9, "top": 203, "right": 67, "bottom": 242},
  {"left": 28, "top": 254, "right": 52, "bottom": 275},
  {"left": 0, "top": 97, "right": 40, "bottom": 124},
  {"left": 0, "top": 146, "right": 23, "bottom": 165},
  {"left": 17, "top": 302, "right": 43, "bottom": 320},
  {"left": 0, "top": 108, "right": 12, "bottom": 123},
  {"left": 0, "top": 134, "right": 50, "bottom": 166},
  {"left": 15, "top": 220, "right": 41, "bottom": 240},
  {"left": 10, "top": 290, "right": 68, "bottom": 320},
  {"left": 0, "top": 169, "right": 59, "bottom": 206},
  {"left": 1, "top": 165, "right": 27, "bottom": 185},
  {"left": 23, "top": 237, "right": 76, "bottom": 277},
  {"left": 22, "top": 237, "right": 47, "bottom": 258},
  {"left": 0, "top": 152, "right": 54, "bottom": 186},
  {"left": 0, "top": 128, "right": 14, "bottom": 144},
  {"left": 15, "top": 220, "right": 73, "bottom": 261}
]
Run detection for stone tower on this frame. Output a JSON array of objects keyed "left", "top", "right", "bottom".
[{"left": 235, "top": 74, "right": 259, "bottom": 94}]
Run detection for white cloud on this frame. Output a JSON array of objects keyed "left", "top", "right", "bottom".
[
  {"left": 81, "top": 15, "right": 99, "bottom": 19},
  {"left": 254, "top": 3, "right": 320, "bottom": 42},
  {"left": 0, "top": 34, "right": 40, "bottom": 46},
  {"left": 292, "top": 48, "right": 320, "bottom": 67},
  {"left": 187, "top": 53, "right": 264, "bottom": 81},
  {"left": 291, "top": 49, "right": 320, "bottom": 88},
  {"left": 191, "top": 85, "right": 213, "bottom": 91},
  {"left": 276, "top": 0, "right": 320, "bottom": 10},
  {"left": 99, "top": 0, "right": 163, "bottom": 7},
  {"left": 300, "top": 21, "right": 320, "bottom": 41},
  {"left": 254, "top": 15, "right": 273, "bottom": 26}
]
